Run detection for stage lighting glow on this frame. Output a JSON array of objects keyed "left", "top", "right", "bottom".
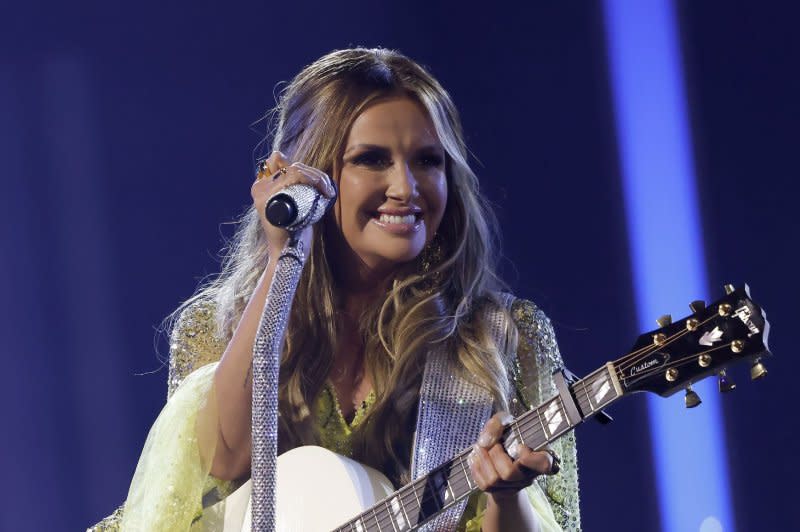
[{"left": 602, "top": 1, "right": 735, "bottom": 532}]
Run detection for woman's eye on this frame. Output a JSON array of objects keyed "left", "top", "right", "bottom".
[
  {"left": 418, "top": 154, "right": 444, "bottom": 168},
  {"left": 351, "top": 151, "right": 392, "bottom": 168}
]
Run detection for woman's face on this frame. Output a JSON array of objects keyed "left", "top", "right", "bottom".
[{"left": 332, "top": 96, "right": 448, "bottom": 276}]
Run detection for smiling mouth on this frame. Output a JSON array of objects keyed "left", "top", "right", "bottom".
[
  {"left": 369, "top": 212, "right": 424, "bottom": 234},
  {"left": 372, "top": 212, "right": 422, "bottom": 224}
]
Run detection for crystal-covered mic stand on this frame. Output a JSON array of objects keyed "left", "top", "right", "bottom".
[{"left": 250, "top": 237, "right": 306, "bottom": 532}]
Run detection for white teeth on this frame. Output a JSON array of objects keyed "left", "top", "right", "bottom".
[{"left": 378, "top": 213, "right": 416, "bottom": 224}]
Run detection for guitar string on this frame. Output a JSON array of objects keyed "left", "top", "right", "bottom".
[
  {"left": 627, "top": 343, "right": 736, "bottom": 381},
  {"left": 616, "top": 337, "right": 739, "bottom": 384},
  {"left": 343, "top": 419, "right": 563, "bottom": 532},
  {"left": 363, "top": 340, "right": 737, "bottom": 531},
  {"left": 340, "top": 450, "right": 476, "bottom": 532},
  {"left": 342, "top": 389, "right": 599, "bottom": 531},
  {"left": 614, "top": 313, "right": 720, "bottom": 373},
  {"left": 339, "top": 322, "right": 731, "bottom": 530}
]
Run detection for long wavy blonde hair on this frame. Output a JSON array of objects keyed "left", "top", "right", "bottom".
[{"left": 173, "top": 48, "right": 513, "bottom": 485}]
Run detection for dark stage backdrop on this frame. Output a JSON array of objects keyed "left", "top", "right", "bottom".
[{"left": 1, "top": 2, "right": 797, "bottom": 530}]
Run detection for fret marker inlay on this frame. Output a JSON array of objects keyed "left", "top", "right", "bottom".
[
  {"left": 544, "top": 400, "right": 565, "bottom": 435},
  {"left": 390, "top": 497, "right": 406, "bottom": 528},
  {"left": 592, "top": 374, "right": 611, "bottom": 404}
]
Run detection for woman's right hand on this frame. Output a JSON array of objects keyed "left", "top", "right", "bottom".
[{"left": 251, "top": 150, "right": 336, "bottom": 259}]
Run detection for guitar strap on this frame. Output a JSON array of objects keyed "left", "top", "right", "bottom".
[{"left": 410, "top": 292, "right": 517, "bottom": 531}]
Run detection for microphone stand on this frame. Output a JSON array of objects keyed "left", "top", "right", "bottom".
[{"left": 250, "top": 235, "right": 306, "bottom": 531}]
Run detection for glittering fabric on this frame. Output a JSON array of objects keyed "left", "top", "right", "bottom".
[
  {"left": 168, "top": 300, "right": 227, "bottom": 400},
  {"left": 510, "top": 298, "right": 581, "bottom": 532},
  {"left": 251, "top": 241, "right": 306, "bottom": 531},
  {"left": 409, "top": 293, "right": 516, "bottom": 531},
  {"left": 89, "top": 295, "right": 580, "bottom": 531},
  {"left": 315, "top": 383, "right": 376, "bottom": 457}
]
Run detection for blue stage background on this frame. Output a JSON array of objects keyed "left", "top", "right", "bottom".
[{"left": 1, "top": 1, "right": 797, "bottom": 530}]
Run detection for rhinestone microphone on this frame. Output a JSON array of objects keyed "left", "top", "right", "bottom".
[{"left": 265, "top": 183, "right": 335, "bottom": 231}]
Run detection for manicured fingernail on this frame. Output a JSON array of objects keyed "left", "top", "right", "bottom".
[
  {"left": 499, "top": 412, "right": 514, "bottom": 426},
  {"left": 477, "top": 433, "right": 493, "bottom": 447},
  {"left": 467, "top": 445, "right": 479, "bottom": 467},
  {"left": 507, "top": 441, "right": 521, "bottom": 459}
]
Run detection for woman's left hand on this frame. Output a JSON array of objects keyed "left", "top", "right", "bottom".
[{"left": 468, "top": 411, "right": 559, "bottom": 502}]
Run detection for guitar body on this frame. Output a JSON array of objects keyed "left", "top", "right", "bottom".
[{"left": 220, "top": 446, "right": 395, "bottom": 532}]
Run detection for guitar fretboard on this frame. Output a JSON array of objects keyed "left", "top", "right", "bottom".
[{"left": 333, "top": 364, "right": 622, "bottom": 532}]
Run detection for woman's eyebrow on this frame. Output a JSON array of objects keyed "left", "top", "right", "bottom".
[
  {"left": 343, "top": 143, "right": 443, "bottom": 155},
  {"left": 343, "top": 143, "right": 389, "bottom": 156}
]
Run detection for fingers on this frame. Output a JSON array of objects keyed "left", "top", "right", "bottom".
[
  {"left": 291, "top": 162, "right": 336, "bottom": 198},
  {"left": 468, "top": 445, "right": 532, "bottom": 493},
  {"left": 469, "top": 411, "right": 560, "bottom": 496},
  {"left": 476, "top": 411, "right": 513, "bottom": 448},
  {"left": 251, "top": 153, "right": 336, "bottom": 205},
  {"left": 515, "top": 446, "right": 557, "bottom": 476},
  {"left": 256, "top": 151, "right": 292, "bottom": 180}
]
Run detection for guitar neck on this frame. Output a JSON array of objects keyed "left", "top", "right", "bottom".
[{"left": 333, "top": 363, "right": 624, "bottom": 532}]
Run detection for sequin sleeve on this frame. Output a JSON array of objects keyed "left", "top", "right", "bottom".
[
  {"left": 168, "top": 299, "right": 228, "bottom": 399},
  {"left": 510, "top": 298, "right": 581, "bottom": 531}
]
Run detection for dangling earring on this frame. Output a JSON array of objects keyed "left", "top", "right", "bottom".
[{"left": 418, "top": 233, "right": 445, "bottom": 288}]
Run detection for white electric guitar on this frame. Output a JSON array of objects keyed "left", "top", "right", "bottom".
[{"left": 217, "top": 284, "right": 771, "bottom": 531}]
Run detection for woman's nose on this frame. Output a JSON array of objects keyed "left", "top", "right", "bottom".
[{"left": 385, "top": 161, "right": 419, "bottom": 202}]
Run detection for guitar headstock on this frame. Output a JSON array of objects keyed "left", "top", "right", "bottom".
[{"left": 614, "top": 284, "right": 771, "bottom": 405}]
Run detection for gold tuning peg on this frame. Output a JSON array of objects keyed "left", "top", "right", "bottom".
[
  {"left": 656, "top": 314, "right": 672, "bottom": 328},
  {"left": 684, "top": 386, "right": 702, "bottom": 408},
  {"left": 689, "top": 300, "right": 706, "bottom": 313},
  {"left": 724, "top": 284, "right": 736, "bottom": 295},
  {"left": 718, "top": 370, "right": 736, "bottom": 393},
  {"left": 750, "top": 359, "right": 768, "bottom": 380}
]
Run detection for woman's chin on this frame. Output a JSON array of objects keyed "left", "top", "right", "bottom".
[{"left": 363, "top": 249, "right": 424, "bottom": 274}]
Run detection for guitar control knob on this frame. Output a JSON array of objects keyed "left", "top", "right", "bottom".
[
  {"left": 718, "top": 370, "right": 736, "bottom": 393},
  {"left": 724, "top": 284, "right": 735, "bottom": 295},
  {"left": 750, "top": 359, "right": 768, "bottom": 380},
  {"left": 684, "top": 386, "right": 702, "bottom": 408},
  {"left": 656, "top": 315, "right": 672, "bottom": 328},
  {"left": 689, "top": 300, "right": 706, "bottom": 313}
]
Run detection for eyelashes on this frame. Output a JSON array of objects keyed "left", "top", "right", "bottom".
[{"left": 349, "top": 150, "right": 444, "bottom": 170}]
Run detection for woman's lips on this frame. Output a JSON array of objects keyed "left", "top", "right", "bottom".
[{"left": 369, "top": 212, "right": 423, "bottom": 234}]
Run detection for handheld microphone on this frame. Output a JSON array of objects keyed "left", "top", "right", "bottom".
[{"left": 265, "top": 183, "right": 335, "bottom": 231}]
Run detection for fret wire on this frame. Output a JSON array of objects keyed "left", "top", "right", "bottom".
[
  {"left": 380, "top": 502, "right": 403, "bottom": 532},
  {"left": 556, "top": 394, "right": 574, "bottom": 430},
  {"left": 449, "top": 457, "right": 471, "bottom": 497},
  {"left": 517, "top": 410, "right": 547, "bottom": 449},
  {"left": 397, "top": 485, "right": 418, "bottom": 527},
  {"left": 372, "top": 507, "right": 383, "bottom": 532},
  {"left": 458, "top": 453, "right": 474, "bottom": 489},
  {"left": 536, "top": 403, "right": 549, "bottom": 440},
  {"left": 384, "top": 500, "right": 399, "bottom": 532},
  {"left": 410, "top": 481, "right": 423, "bottom": 520},
  {"left": 578, "top": 380, "right": 593, "bottom": 414},
  {"left": 514, "top": 419, "right": 526, "bottom": 447},
  {"left": 445, "top": 475, "right": 456, "bottom": 504},
  {"left": 397, "top": 494, "right": 411, "bottom": 530}
]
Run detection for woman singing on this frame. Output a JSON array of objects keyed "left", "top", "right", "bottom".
[{"left": 91, "top": 47, "right": 580, "bottom": 531}]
